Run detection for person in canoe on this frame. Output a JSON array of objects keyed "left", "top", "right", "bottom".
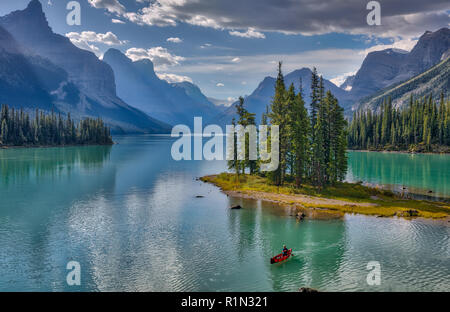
[{"left": 270, "top": 246, "right": 292, "bottom": 264}]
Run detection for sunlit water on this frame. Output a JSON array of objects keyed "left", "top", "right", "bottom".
[{"left": 0, "top": 136, "right": 448, "bottom": 291}]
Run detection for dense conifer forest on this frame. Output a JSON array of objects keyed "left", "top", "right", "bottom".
[
  {"left": 348, "top": 94, "right": 450, "bottom": 153},
  {"left": 0, "top": 105, "right": 113, "bottom": 147},
  {"left": 228, "top": 63, "right": 348, "bottom": 188}
]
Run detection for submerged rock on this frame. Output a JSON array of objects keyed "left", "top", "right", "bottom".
[
  {"left": 296, "top": 212, "right": 306, "bottom": 220},
  {"left": 298, "top": 287, "right": 319, "bottom": 292}
]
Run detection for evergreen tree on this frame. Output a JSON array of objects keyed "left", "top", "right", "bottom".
[
  {"left": 0, "top": 104, "right": 113, "bottom": 147},
  {"left": 268, "top": 62, "right": 287, "bottom": 185},
  {"left": 290, "top": 81, "right": 310, "bottom": 186},
  {"left": 348, "top": 94, "right": 449, "bottom": 152}
]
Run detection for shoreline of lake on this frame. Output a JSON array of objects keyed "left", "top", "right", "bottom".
[
  {"left": 201, "top": 173, "right": 450, "bottom": 221},
  {"left": 0, "top": 142, "right": 115, "bottom": 150},
  {"left": 349, "top": 148, "right": 450, "bottom": 155}
]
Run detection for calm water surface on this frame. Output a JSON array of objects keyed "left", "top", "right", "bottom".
[
  {"left": 0, "top": 136, "right": 448, "bottom": 291},
  {"left": 347, "top": 151, "right": 450, "bottom": 199}
]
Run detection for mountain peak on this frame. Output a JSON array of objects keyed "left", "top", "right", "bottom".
[
  {"left": 27, "top": 0, "right": 43, "bottom": 12},
  {"left": 103, "top": 49, "right": 156, "bottom": 73},
  {"left": 24, "top": 0, "right": 46, "bottom": 22},
  {"left": 136, "top": 58, "right": 155, "bottom": 68},
  {"left": 418, "top": 27, "right": 449, "bottom": 42},
  {"left": 289, "top": 67, "right": 312, "bottom": 74},
  {"left": 1, "top": 0, "right": 50, "bottom": 33},
  {"left": 103, "top": 48, "right": 127, "bottom": 60},
  {"left": 286, "top": 68, "right": 312, "bottom": 80}
]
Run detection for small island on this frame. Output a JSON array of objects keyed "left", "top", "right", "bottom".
[
  {"left": 202, "top": 173, "right": 450, "bottom": 220},
  {"left": 202, "top": 65, "right": 450, "bottom": 221},
  {"left": 0, "top": 104, "right": 113, "bottom": 148}
]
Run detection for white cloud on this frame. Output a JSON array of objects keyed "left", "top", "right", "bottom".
[
  {"left": 216, "top": 83, "right": 225, "bottom": 87},
  {"left": 71, "top": 41, "right": 100, "bottom": 55},
  {"left": 112, "top": 18, "right": 126, "bottom": 24},
  {"left": 184, "top": 15, "right": 220, "bottom": 29},
  {"left": 87, "top": 0, "right": 125, "bottom": 15},
  {"left": 229, "top": 28, "right": 265, "bottom": 39},
  {"left": 231, "top": 57, "right": 241, "bottom": 63},
  {"left": 66, "top": 31, "right": 127, "bottom": 46},
  {"left": 330, "top": 71, "right": 357, "bottom": 87},
  {"left": 359, "top": 38, "right": 418, "bottom": 57},
  {"left": 166, "top": 48, "right": 366, "bottom": 88},
  {"left": 208, "top": 97, "right": 235, "bottom": 107},
  {"left": 66, "top": 31, "right": 127, "bottom": 56},
  {"left": 123, "top": 1, "right": 221, "bottom": 28},
  {"left": 157, "top": 73, "right": 193, "bottom": 83},
  {"left": 200, "top": 43, "right": 212, "bottom": 49},
  {"left": 125, "top": 47, "right": 185, "bottom": 68},
  {"left": 123, "top": 3, "right": 178, "bottom": 27},
  {"left": 167, "top": 37, "right": 182, "bottom": 43},
  {"left": 98, "top": 0, "right": 449, "bottom": 40}
]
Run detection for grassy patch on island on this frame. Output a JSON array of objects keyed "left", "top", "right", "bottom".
[{"left": 201, "top": 173, "right": 450, "bottom": 219}]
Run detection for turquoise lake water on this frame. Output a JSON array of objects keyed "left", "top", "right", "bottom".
[{"left": 0, "top": 136, "right": 448, "bottom": 291}]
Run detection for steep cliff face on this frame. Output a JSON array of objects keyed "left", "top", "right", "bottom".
[
  {"left": 0, "top": 25, "right": 55, "bottom": 110},
  {"left": 0, "top": 0, "right": 116, "bottom": 96},
  {"left": 103, "top": 48, "right": 220, "bottom": 126},
  {"left": 402, "top": 28, "right": 450, "bottom": 77},
  {"left": 355, "top": 57, "right": 450, "bottom": 112},
  {"left": 0, "top": 0, "right": 170, "bottom": 133},
  {"left": 350, "top": 49, "right": 408, "bottom": 99},
  {"left": 349, "top": 28, "right": 450, "bottom": 105}
]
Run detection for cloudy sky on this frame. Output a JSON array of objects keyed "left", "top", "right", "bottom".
[{"left": 1, "top": 0, "right": 449, "bottom": 102}]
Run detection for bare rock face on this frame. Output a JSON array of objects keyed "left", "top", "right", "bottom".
[
  {"left": 351, "top": 27, "right": 450, "bottom": 109},
  {"left": 404, "top": 28, "right": 450, "bottom": 76},
  {"left": 0, "top": 25, "right": 55, "bottom": 110},
  {"left": 103, "top": 48, "right": 220, "bottom": 127},
  {"left": 441, "top": 49, "right": 450, "bottom": 61},
  {"left": 0, "top": 0, "right": 116, "bottom": 96},
  {"left": 355, "top": 56, "right": 450, "bottom": 112},
  {"left": 350, "top": 48, "right": 408, "bottom": 99},
  {"left": 0, "top": 0, "right": 170, "bottom": 133}
]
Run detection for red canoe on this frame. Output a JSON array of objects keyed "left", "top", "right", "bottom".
[{"left": 270, "top": 249, "right": 292, "bottom": 264}]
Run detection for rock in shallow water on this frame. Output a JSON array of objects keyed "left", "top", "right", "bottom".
[{"left": 298, "top": 287, "right": 319, "bottom": 292}]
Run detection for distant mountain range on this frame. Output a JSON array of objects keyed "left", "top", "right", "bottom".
[
  {"left": 0, "top": 0, "right": 170, "bottom": 133},
  {"left": 218, "top": 27, "right": 449, "bottom": 123},
  {"left": 103, "top": 49, "right": 220, "bottom": 127},
  {"left": 217, "top": 67, "right": 353, "bottom": 125},
  {"left": 355, "top": 56, "right": 450, "bottom": 112},
  {"left": 348, "top": 27, "right": 450, "bottom": 109},
  {"left": 0, "top": 1, "right": 448, "bottom": 131}
]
